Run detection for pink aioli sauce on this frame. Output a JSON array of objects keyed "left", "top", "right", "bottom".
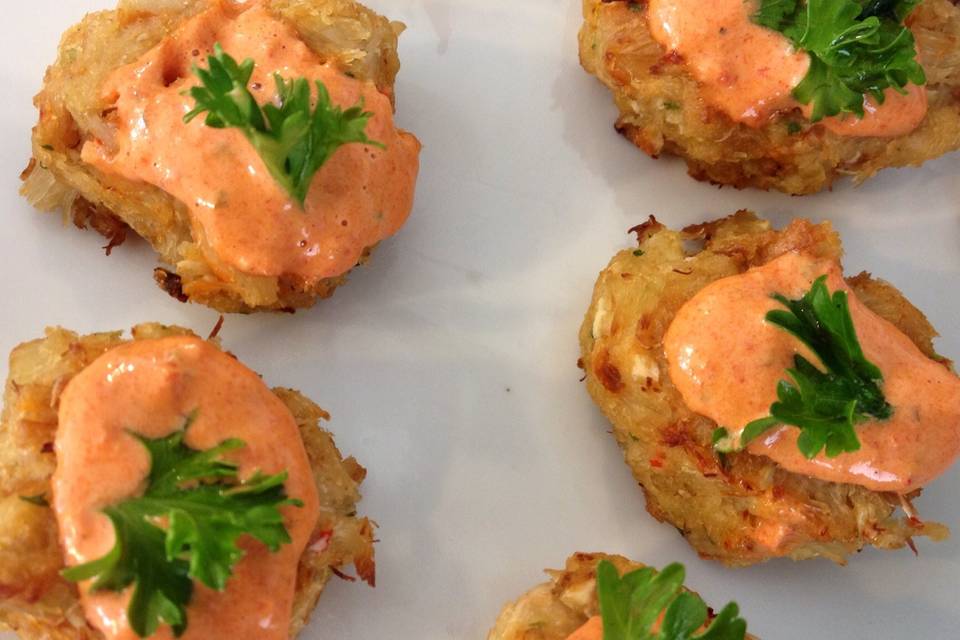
[
  {"left": 82, "top": 1, "right": 420, "bottom": 282},
  {"left": 646, "top": 0, "right": 928, "bottom": 136},
  {"left": 815, "top": 84, "right": 928, "bottom": 137},
  {"left": 663, "top": 252, "right": 960, "bottom": 493},
  {"left": 53, "top": 336, "right": 320, "bottom": 640}
]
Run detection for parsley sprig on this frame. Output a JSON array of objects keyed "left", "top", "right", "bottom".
[
  {"left": 184, "top": 44, "right": 384, "bottom": 206},
  {"left": 596, "top": 560, "right": 747, "bottom": 640},
  {"left": 754, "top": 0, "right": 925, "bottom": 121},
  {"left": 740, "top": 275, "right": 892, "bottom": 458},
  {"left": 19, "top": 493, "right": 49, "bottom": 507},
  {"left": 63, "top": 414, "right": 301, "bottom": 638}
]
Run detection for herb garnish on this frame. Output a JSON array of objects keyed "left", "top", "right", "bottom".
[
  {"left": 19, "top": 493, "right": 49, "bottom": 507},
  {"left": 754, "top": 0, "right": 925, "bottom": 121},
  {"left": 184, "top": 44, "right": 384, "bottom": 207},
  {"left": 739, "top": 275, "right": 892, "bottom": 458},
  {"left": 63, "top": 414, "right": 300, "bottom": 638},
  {"left": 596, "top": 560, "right": 747, "bottom": 640}
]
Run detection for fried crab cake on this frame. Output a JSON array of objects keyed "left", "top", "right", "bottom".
[
  {"left": 0, "top": 323, "right": 375, "bottom": 639},
  {"left": 487, "top": 552, "right": 757, "bottom": 640},
  {"left": 578, "top": 212, "right": 957, "bottom": 566},
  {"left": 22, "top": 0, "right": 421, "bottom": 312},
  {"left": 578, "top": 0, "right": 960, "bottom": 194}
]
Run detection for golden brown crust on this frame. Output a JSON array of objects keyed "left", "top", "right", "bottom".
[
  {"left": 22, "top": 0, "right": 407, "bottom": 312},
  {"left": 486, "top": 552, "right": 759, "bottom": 640},
  {"left": 578, "top": 211, "right": 950, "bottom": 566},
  {"left": 578, "top": 0, "right": 960, "bottom": 195},
  {"left": 0, "top": 324, "right": 374, "bottom": 638}
]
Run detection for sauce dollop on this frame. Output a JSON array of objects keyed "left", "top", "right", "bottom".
[
  {"left": 83, "top": 1, "right": 420, "bottom": 282},
  {"left": 53, "top": 336, "right": 320, "bottom": 640},
  {"left": 647, "top": 0, "right": 809, "bottom": 126},
  {"left": 646, "top": 0, "right": 927, "bottom": 136},
  {"left": 664, "top": 252, "right": 960, "bottom": 493}
]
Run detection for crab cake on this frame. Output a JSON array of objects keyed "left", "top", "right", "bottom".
[
  {"left": 579, "top": 212, "right": 958, "bottom": 566},
  {"left": 0, "top": 324, "right": 375, "bottom": 639},
  {"left": 578, "top": 0, "right": 960, "bottom": 195},
  {"left": 488, "top": 552, "right": 757, "bottom": 640},
  {"left": 22, "top": 0, "right": 421, "bottom": 313}
]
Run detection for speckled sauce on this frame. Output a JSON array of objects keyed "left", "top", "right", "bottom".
[
  {"left": 53, "top": 336, "right": 320, "bottom": 640},
  {"left": 664, "top": 252, "right": 960, "bottom": 493},
  {"left": 82, "top": 1, "right": 420, "bottom": 282},
  {"left": 646, "top": 0, "right": 928, "bottom": 136},
  {"left": 646, "top": 0, "right": 809, "bottom": 125}
]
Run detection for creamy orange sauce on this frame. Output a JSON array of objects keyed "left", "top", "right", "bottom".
[
  {"left": 816, "top": 85, "right": 928, "bottom": 137},
  {"left": 82, "top": 1, "right": 420, "bottom": 282},
  {"left": 647, "top": 0, "right": 809, "bottom": 125},
  {"left": 646, "top": 0, "right": 927, "bottom": 136},
  {"left": 664, "top": 252, "right": 960, "bottom": 493},
  {"left": 53, "top": 336, "right": 320, "bottom": 640},
  {"left": 566, "top": 615, "right": 602, "bottom": 640}
]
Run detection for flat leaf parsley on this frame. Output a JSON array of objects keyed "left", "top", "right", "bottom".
[
  {"left": 596, "top": 560, "right": 747, "bottom": 640},
  {"left": 62, "top": 414, "right": 301, "bottom": 638},
  {"left": 754, "top": 0, "right": 925, "bottom": 121},
  {"left": 184, "top": 44, "right": 384, "bottom": 207},
  {"left": 739, "top": 275, "right": 892, "bottom": 458}
]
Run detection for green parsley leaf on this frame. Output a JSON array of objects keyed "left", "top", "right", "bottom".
[
  {"left": 740, "top": 416, "right": 780, "bottom": 446},
  {"left": 62, "top": 414, "right": 301, "bottom": 638},
  {"left": 596, "top": 560, "right": 747, "bottom": 640},
  {"left": 184, "top": 43, "right": 385, "bottom": 207},
  {"left": 19, "top": 493, "right": 49, "bottom": 507},
  {"left": 711, "top": 427, "right": 737, "bottom": 454},
  {"left": 740, "top": 275, "right": 892, "bottom": 458},
  {"left": 754, "top": 0, "right": 799, "bottom": 28},
  {"left": 754, "top": 0, "right": 926, "bottom": 121}
]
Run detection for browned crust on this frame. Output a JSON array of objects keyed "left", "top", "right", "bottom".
[
  {"left": 578, "top": 0, "right": 960, "bottom": 194},
  {"left": 22, "top": 0, "right": 410, "bottom": 312},
  {"left": 578, "top": 211, "right": 950, "bottom": 566},
  {"left": 0, "top": 324, "right": 375, "bottom": 638}
]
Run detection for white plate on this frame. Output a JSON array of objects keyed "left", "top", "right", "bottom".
[{"left": 2, "top": 1, "right": 959, "bottom": 638}]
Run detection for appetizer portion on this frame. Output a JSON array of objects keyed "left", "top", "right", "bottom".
[
  {"left": 0, "top": 324, "right": 374, "bottom": 638},
  {"left": 579, "top": 212, "right": 957, "bottom": 565},
  {"left": 488, "top": 552, "right": 754, "bottom": 640},
  {"left": 579, "top": 0, "right": 960, "bottom": 194},
  {"left": 22, "top": 0, "right": 421, "bottom": 312}
]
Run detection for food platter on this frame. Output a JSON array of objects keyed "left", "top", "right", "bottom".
[{"left": 1, "top": 1, "right": 959, "bottom": 638}]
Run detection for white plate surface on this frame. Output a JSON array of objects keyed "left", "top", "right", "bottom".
[{"left": 2, "top": 1, "right": 959, "bottom": 638}]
